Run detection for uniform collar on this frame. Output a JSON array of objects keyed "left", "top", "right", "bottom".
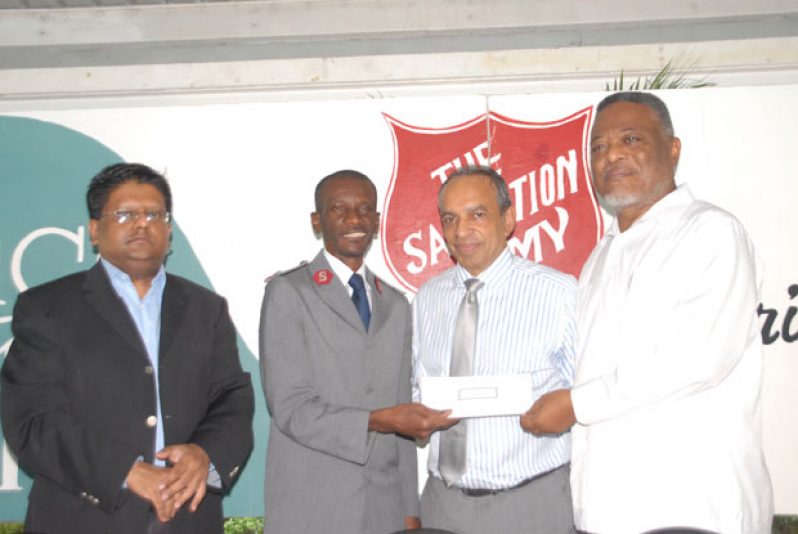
[{"left": 322, "top": 249, "right": 367, "bottom": 284}]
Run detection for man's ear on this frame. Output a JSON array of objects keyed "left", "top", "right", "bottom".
[
  {"left": 311, "top": 211, "right": 321, "bottom": 237},
  {"left": 88, "top": 219, "right": 100, "bottom": 246},
  {"left": 670, "top": 136, "right": 682, "bottom": 169},
  {"left": 504, "top": 205, "right": 517, "bottom": 237}
]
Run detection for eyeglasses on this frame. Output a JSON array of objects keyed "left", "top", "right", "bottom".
[{"left": 100, "top": 210, "right": 172, "bottom": 225}]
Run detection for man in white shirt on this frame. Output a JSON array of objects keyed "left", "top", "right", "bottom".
[
  {"left": 414, "top": 166, "right": 577, "bottom": 533},
  {"left": 523, "top": 92, "right": 773, "bottom": 534}
]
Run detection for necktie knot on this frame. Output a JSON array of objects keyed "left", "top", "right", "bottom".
[
  {"left": 348, "top": 273, "right": 370, "bottom": 330},
  {"left": 464, "top": 278, "right": 483, "bottom": 304},
  {"left": 348, "top": 273, "right": 366, "bottom": 292}
]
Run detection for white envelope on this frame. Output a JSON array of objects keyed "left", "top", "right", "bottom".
[{"left": 419, "top": 374, "right": 534, "bottom": 418}]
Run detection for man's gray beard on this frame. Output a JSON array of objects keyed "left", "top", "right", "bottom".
[
  {"left": 601, "top": 180, "right": 675, "bottom": 212},
  {"left": 602, "top": 193, "right": 639, "bottom": 209}
]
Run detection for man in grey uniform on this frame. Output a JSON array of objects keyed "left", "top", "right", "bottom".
[{"left": 260, "top": 169, "right": 454, "bottom": 533}]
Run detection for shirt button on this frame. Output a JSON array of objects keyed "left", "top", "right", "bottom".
[
  {"left": 144, "top": 366, "right": 154, "bottom": 375},
  {"left": 146, "top": 415, "right": 158, "bottom": 428}
]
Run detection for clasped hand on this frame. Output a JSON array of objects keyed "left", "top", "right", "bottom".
[{"left": 126, "top": 443, "right": 210, "bottom": 523}]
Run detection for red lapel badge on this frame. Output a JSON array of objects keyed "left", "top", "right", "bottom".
[
  {"left": 374, "top": 277, "right": 383, "bottom": 295},
  {"left": 313, "top": 269, "right": 333, "bottom": 285}
]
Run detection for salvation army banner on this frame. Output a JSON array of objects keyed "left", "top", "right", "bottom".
[
  {"left": 0, "top": 85, "right": 796, "bottom": 519},
  {"left": 382, "top": 107, "right": 602, "bottom": 292}
]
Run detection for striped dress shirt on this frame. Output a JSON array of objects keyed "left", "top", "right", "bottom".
[{"left": 412, "top": 248, "right": 576, "bottom": 490}]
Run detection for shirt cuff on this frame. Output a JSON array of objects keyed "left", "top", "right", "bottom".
[
  {"left": 207, "top": 462, "right": 222, "bottom": 489},
  {"left": 570, "top": 377, "right": 607, "bottom": 426}
]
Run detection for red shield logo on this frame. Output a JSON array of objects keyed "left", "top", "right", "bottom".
[{"left": 381, "top": 108, "right": 603, "bottom": 292}]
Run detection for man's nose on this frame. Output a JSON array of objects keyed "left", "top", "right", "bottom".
[
  {"left": 133, "top": 213, "right": 151, "bottom": 228},
  {"left": 605, "top": 140, "right": 626, "bottom": 162},
  {"left": 343, "top": 208, "right": 366, "bottom": 224},
  {"left": 454, "top": 217, "right": 470, "bottom": 238}
]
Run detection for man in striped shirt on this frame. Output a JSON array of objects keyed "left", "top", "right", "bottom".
[{"left": 413, "top": 166, "right": 577, "bottom": 533}]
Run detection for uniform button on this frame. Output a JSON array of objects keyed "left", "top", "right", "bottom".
[
  {"left": 79, "top": 491, "right": 87, "bottom": 499},
  {"left": 144, "top": 366, "right": 154, "bottom": 374},
  {"left": 92, "top": 497, "right": 100, "bottom": 506},
  {"left": 146, "top": 415, "right": 158, "bottom": 428}
]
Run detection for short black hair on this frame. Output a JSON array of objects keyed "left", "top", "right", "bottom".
[
  {"left": 86, "top": 163, "right": 172, "bottom": 220},
  {"left": 596, "top": 91, "right": 675, "bottom": 138},
  {"left": 438, "top": 165, "right": 512, "bottom": 213},
  {"left": 314, "top": 170, "right": 377, "bottom": 212}
]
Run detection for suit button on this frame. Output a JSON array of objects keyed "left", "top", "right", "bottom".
[
  {"left": 146, "top": 415, "right": 158, "bottom": 428},
  {"left": 144, "top": 366, "right": 154, "bottom": 374}
]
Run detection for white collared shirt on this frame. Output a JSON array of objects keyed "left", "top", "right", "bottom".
[
  {"left": 323, "top": 249, "right": 372, "bottom": 309},
  {"left": 570, "top": 184, "right": 773, "bottom": 533}
]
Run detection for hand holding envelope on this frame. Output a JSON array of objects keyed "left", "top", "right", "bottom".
[
  {"left": 519, "top": 389, "right": 575, "bottom": 435},
  {"left": 368, "top": 403, "right": 458, "bottom": 440}
]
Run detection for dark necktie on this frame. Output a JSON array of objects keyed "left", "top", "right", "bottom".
[
  {"left": 348, "top": 273, "right": 371, "bottom": 331},
  {"left": 439, "top": 277, "right": 483, "bottom": 486}
]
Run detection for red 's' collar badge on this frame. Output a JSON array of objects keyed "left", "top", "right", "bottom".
[{"left": 313, "top": 269, "right": 333, "bottom": 285}]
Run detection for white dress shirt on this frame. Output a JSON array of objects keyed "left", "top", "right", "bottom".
[
  {"left": 413, "top": 248, "right": 576, "bottom": 490},
  {"left": 570, "top": 184, "right": 773, "bottom": 533},
  {"left": 323, "top": 249, "right": 372, "bottom": 309}
]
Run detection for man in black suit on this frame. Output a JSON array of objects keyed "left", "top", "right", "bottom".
[{"left": 1, "top": 163, "right": 254, "bottom": 534}]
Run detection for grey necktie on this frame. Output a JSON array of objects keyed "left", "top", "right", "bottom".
[{"left": 439, "top": 277, "right": 483, "bottom": 487}]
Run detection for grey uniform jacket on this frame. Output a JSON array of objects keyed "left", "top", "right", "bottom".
[{"left": 260, "top": 251, "right": 418, "bottom": 534}]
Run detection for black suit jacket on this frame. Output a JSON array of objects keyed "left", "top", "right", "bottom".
[{"left": 1, "top": 262, "right": 254, "bottom": 534}]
